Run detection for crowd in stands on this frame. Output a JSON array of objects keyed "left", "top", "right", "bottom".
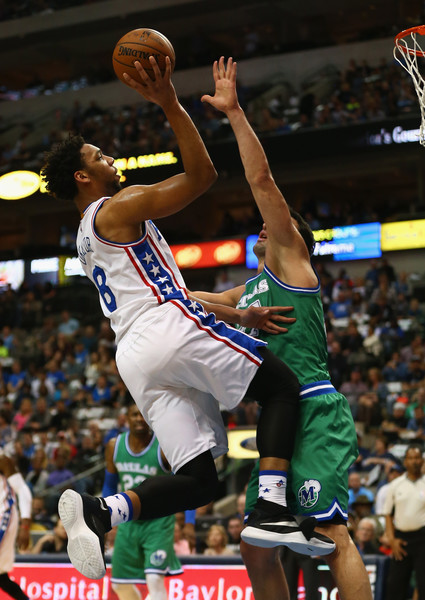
[
  {"left": 1, "top": 55, "right": 421, "bottom": 243},
  {"left": 0, "top": 251, "right": 423, "bottom": 563}
]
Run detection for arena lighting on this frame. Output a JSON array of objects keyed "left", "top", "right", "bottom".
[
  {"left": 227, "top": 427, "right": 259, "bottom": 459},
  {"left": 0, "top": 170, "right": 41, "bottom": 200},
  {"left": 381, "top": 219, "right": 425, "bottom": 251},
  {"left": 171, "top": 239, "right": 245, "bottom": 269},
  {"left": 37, "top": 152, "right": 179, "bottom": 189},
  {"left": 114, "top": 152, "right": 178, "bottom": 181}
]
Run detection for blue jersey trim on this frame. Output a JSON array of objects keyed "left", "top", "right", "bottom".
[
  {"left": 305, "top": 497, "right": 348, "bottom": 522},
  {"left": 300, "top": 380, "right": 337, "bottom": 398},
  {"left": 91, "top": 200, "right": 148, "bottom": 247},
  {"left": 264, "top": 265, "right": 320, "bottom": 294}
]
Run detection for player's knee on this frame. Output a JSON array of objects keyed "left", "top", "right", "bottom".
[
  {"left": 317, "top": 523, "right": 351, "bottom": 561},
  {"left": 194, "top": 475, "right": 218, "bottom": 507},
  {"left": 111, "top": 582, "right": 141, "bottom": 600},
  {"left": 249, "top": 348, "right": 300, "bottom": 405},
  {"left": 146, "top": 573, "right": 167, "bottom": 597},
  {"left": 241, "top": 540, "right": 281, "bottom": 571}
]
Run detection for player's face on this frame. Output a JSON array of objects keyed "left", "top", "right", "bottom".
[
  {"left": 128, "top": 406, "right": 150, "bottom": 436},
  {"left": 253, "top": 217, "right": 300, "bottom": 260},
  {"left": 80, "top": 144, "right": 122, "bottom": 195},
  {"left": 404, "top": 448, "right": 423, "bottom": 476},
  {"left": 253, "top": 223, "right": 267, "bottom": 260}
]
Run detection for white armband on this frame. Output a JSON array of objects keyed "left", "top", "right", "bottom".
[{"left": 7, "top": 472, "right": 32, "bottom": 520}]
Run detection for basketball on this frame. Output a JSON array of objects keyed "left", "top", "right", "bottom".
[{"left": 112, "top": 28, "right": 175, "bottom": 86}]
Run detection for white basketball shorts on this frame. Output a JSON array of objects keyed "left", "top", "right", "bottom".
[{"left": 115, "top": 299, "right": 266, "bottom": 472}]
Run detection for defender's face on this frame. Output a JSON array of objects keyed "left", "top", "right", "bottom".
[
  {"left": 253, "top": 218, "right": 299, "bottom": 259},
  {"left": 128, "top": 405, "right": 150, "bottom": 436},
  {"left": 80, "top": 144, "right": 121, "bottom": 194}
]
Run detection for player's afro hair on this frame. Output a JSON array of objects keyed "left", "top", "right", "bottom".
[
  {"left": 41, "top": 134, "right": 86, "bottom": 202},
  {"left": 289, "top": 207, "right": 316, "bottom": 256}
]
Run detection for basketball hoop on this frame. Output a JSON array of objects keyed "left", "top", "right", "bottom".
[{"left": 394, "top": 25, "right": 425, "bottom": 145}]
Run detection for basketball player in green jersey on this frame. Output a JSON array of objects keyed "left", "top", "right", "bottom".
[
  {"left": 194, "top": 57, "right": 373, "bottom": 600},
  {"left": 102, "top": 404, "right": 182, "bottom": 600}
]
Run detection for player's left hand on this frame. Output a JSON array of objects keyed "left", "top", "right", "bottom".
[
  {"left": 123, "top": 57, "right": 177, "bottom": 108},
  {"left": 201, "top": 56, "right": 239, "bottom": 114},
  {"left": 239, "top": 305, "right": 296, "bottom": 334}
]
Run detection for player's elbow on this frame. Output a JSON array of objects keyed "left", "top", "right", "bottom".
[
  {"left": 246, "top": 164, "right": 273, "bottom": 189},
  {"left": 194, "top": 162, "right": 217, "bottom": 194},
  {"left": 203, "top": 163, "right": 218, "bottom": 186}
]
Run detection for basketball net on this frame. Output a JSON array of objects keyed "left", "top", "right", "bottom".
[{"left": 394, "top": 27, "right": 425, "bottom": 145}]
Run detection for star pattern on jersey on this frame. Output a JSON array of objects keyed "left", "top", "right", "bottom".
[
  {"left": 162, "top": 284, "right": 174, "bottom": 295},
  {"left": 156, "top": 276, "right": 169, "bottom": 284},
  {"left": 142, "top": 252, "right": 154, "bottom": 264},
  {"left": 189, "top": 300, "right": 200, "bottom": 311},
  {"left": 150, "top": 265, "right": 161, "bottom": 277}
]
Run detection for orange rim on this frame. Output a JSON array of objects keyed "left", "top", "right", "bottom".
[{"left": 394, "top": 25, "right": 425, "bottom": 56}]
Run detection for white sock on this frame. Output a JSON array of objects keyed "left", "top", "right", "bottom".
[
  {"left": 259, "top": 470, "right": 287, "bottom": 507},
  {"left": 104, "top": 492, "right": 133, "bottom": 526}
]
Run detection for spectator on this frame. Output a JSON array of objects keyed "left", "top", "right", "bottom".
[
  {"left": 91, "top": 374, "right": 112, "bottom": 405},
  {"left": 381, "top": 402, "right": 409, "bottom": 444},
  {"left": 26, "top": 447, "right": 50, "bottom": 497},
  {"left": 12, "top": 397, "right": 33, "bottom": 432},
  {"left": 57, "top": 310, "right": 80, "bottom": 337},
  {"left": 49, "top": 398, "right": 73, "bottom": 433},
  {"left": 351, "top": 495, "right": 375, "bottom": 523},
  {"left": 361, "top": 435, "right": 399, "bottom": 483},
  {"left": 354, "top": 517, "right": 381, "bottom": 556},
  {"left": 30, "top": 496, "right": 54, "bottom": 531},
  {"left": 406, "top": 405, "right": 425, "bottom": 442},
  {"left": 29, "top": 520, "right": 68, "bottom": 554},
  {"left": 0, "top": 410, "right": 14, "bottom": 447},
  {"left": 348, "top": 472, "right": 375, "bottom": 511},
  {"left": 382, "top": 444, "right": 425, "bottom": 600},
  {"left": 226, "top": 515, "right": 244, "bottom": 553},
  {"left": 203, "top": 525, "right": 235, "bottom": 556},
  {"left": 340, "top": 367, "right": 369, "bottom": 418},
  {"left": 6, "top": 359, "right": 26, "bottom": 402},
  {"left": 327, "top": 340, "right": 348, "bottom": 389},
  {"left": 363, "top": 325, "right": 384, "bottom": 362},
  {"left": 349, "top": 429, "right": 371, "bottom": 473},
  {"left": 28, "top": 396, "right": 51, "bottom": 431},
  {"left": 174, "top": 521, "right": 192, "bottom": 556}
]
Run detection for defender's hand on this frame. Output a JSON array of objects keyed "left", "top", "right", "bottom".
[
  {"left": 201, "top": 56, "right": 239, "bottom": 114},
  {"left": 239, "top": 306, "right": 296, "bottom": 334}
]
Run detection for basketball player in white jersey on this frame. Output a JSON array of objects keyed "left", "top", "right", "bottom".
[
  {"left": 0, "top": 453, "right": 32, "bottom": 600},
  {"left": 42, "top": 56, "right": 335, "bottom": 580}
]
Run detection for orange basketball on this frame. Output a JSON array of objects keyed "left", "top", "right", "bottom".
[{"left": 112, "top": 28, "right": 175, "bottom": 85}]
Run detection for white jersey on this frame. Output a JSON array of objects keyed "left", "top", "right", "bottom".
[
  {"left": 77, "top": 197, "right": 189, "bottom": 344},
  {"left": 0, "top": 474, "right": 14, "bottom": 516}
]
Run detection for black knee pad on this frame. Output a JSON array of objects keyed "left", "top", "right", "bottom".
[{"left": 247, "top": 347, "right": 300, "bottom": 406}]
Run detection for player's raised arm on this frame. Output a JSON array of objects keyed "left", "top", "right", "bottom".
[
  {"left": 201, "top": 58, "right": 303, "bottom": 262},
  {"left": 96, "top": 57, "right": 217, "bottom": 232}
]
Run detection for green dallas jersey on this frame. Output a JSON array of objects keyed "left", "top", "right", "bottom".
[
  {"left": 239, "top": 265, "right": 358, "bottom": 520},
  {"left": 111, "top": 431, "right": 182, "bottom": 582},
  {"left": 236, "top": 265, "right": 330, "bottom": 386},
  {"left": 113, "top": 430, "right": 169, "bottom": 495}
]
